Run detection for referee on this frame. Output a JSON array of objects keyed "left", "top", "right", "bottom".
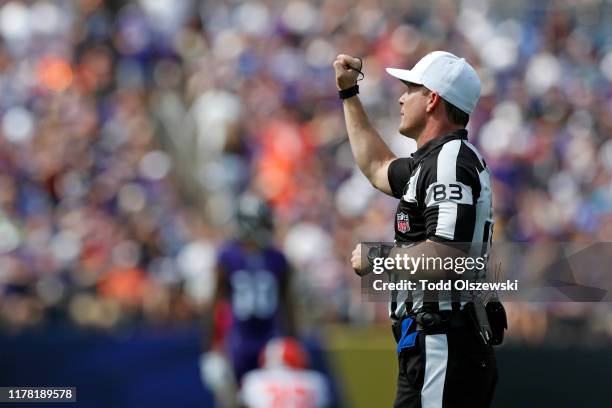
[{"left": 334, "top": 51, "right": 497, "bottom": 407}]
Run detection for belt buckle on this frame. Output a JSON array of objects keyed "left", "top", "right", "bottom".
[{"left": 415, "top": 311, "right": 442, "bottom": 331}]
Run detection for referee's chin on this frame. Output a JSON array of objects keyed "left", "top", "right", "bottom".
[{"left": 398, "top": 126, "right": 418, "bottom": 140}]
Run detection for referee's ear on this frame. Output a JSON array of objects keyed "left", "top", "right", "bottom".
[{"left": 424, "top": 91, "right": 443, "bottom": 114}]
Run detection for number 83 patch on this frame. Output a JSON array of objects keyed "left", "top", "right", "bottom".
[{"left": 425, "top": 182, "right": 473, "bottom": 206}]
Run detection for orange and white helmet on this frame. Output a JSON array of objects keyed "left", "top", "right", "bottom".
[{"left": 260, "top": 337, "right": 308, "bottom": 370}]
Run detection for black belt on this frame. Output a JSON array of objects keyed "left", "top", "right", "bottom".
[
  {"left": 412, "top": 310, "right": 467, "bottom": 332},
  {"left": 392, "top": 310, "right": 468, "bottom": 340},
  {"left": 406, "top": 310, "right": 469, "bottom": 334}
]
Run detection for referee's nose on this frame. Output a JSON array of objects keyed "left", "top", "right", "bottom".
[
  {"left": 398, "top": 92, "right": 406, "bottom": 109},
  {"left": 398, "top": 91, "right": 407, "bottom": 105}
]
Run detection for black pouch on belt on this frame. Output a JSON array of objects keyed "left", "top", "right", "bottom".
[
  {"left": 486, "top": 300, "right": 507, "bottom": 346},
  {"left": 463, "top": 302, "right": 487, "bottom": 344}
]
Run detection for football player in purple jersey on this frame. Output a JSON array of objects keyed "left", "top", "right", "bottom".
[{"left": 201, "top": 192, "right": 295, "bottom": 408}]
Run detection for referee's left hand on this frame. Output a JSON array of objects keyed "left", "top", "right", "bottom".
[
  {"left": 351, "top": 244, "right": 364, "bottom": 275},
  {"left": 333, "top": 54, "right": 361, "bottom": 90}
]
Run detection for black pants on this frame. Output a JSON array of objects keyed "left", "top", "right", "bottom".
[{"left": 394, "top": 325, "right": 497, "bottom": 408}]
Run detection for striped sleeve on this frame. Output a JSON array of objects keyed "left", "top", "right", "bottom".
[{"left": 419, "top": 140, "right": 481, "bottom": 243}]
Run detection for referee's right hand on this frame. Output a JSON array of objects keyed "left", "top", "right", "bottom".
[
  {"left": 351, "top": 243, "right": 365, "bottom": 276},
  {"left": 333, "top": 54, "right": 361, "bottom": 90}
]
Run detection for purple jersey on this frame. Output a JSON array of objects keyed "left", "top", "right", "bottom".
[{"left": 217, "top": 241, "right": 289, "bottom": 380}]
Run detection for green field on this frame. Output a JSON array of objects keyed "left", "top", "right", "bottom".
[{"left": 325, "top": 325, "right": 398, "bottom": 407}]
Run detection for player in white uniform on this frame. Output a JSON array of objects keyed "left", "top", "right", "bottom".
[{"left": 240, "top": 337, "right": 330, "bottom": 408}]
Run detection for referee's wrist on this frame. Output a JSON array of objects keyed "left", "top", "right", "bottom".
[{"left": 339, "top": 84, "right": 359, "bottom": 100}]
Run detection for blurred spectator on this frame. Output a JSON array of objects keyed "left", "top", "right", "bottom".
[{"left": 0, "top": 0, "right": 610, "bottom": 344}]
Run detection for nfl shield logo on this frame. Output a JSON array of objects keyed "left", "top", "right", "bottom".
[{"left": 396, "top": 212, "right": 410, "bottom": 233}]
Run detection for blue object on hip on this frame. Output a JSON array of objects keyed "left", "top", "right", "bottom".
[{"left": 397, "top": 317, "right": 418, "bottom": 353}]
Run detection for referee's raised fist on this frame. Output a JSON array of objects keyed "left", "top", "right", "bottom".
[{"left": 333, "top": 54, "right": 361, "bottom": 90}]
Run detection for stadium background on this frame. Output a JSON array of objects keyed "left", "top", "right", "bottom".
[{"left": 0, "top": 0, "right": 611, "bottom": 406}]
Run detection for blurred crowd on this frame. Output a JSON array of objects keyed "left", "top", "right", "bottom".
[{"left": 0, "top": 0, "right": 611, "bottom": 344}]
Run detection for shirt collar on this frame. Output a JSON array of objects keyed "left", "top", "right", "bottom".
[{"left": 410, "top": 129, "right": 468, "bottom": 162}]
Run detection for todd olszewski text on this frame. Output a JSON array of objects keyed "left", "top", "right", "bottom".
[{"left": 372, "top": 279, "right": 519, "bottom": 292}]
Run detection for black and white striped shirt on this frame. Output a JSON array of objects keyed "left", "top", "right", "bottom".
[{"left": 387, "top": 129, "right": 493, "bottom": 318}]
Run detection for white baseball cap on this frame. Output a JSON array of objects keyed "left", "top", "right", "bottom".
[{"left": 386, "top": 51, "right": 481, "bottom": 115}]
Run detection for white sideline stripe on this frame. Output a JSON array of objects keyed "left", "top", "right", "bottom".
[
  {"left": 421, "top": 334, "right": 449, "bottom": 408},
  {"left": 435, "top": 140, "right": 461, "bottom": 240}
]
